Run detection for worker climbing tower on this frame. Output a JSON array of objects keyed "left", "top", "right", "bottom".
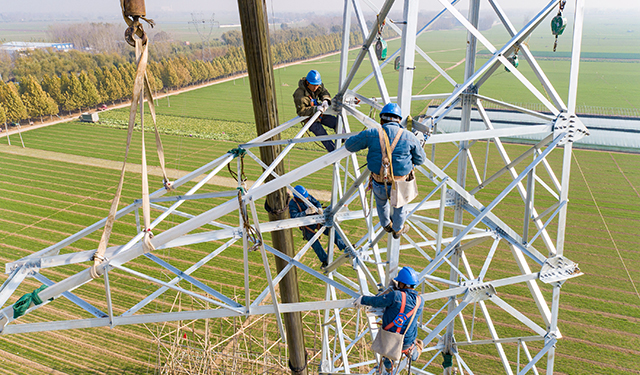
[{"left": 0, "top": 0, "right": 587, "bottom": 374}]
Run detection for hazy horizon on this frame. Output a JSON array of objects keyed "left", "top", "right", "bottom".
[{"left": 0, "top": 0, "right": 637, "bottom": 18}]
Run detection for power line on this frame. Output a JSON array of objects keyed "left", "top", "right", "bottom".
[
  {"left": 189, "top": 12, "right": 220, "bottom": 61},
  {"left": 573, "top": 152, "right": 640, "bottom": 303}
]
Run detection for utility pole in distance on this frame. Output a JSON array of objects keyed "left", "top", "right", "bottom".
[{"left": 237, "top": 1, "right": 308, "bottom": 374}]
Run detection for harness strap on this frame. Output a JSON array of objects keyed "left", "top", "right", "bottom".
[
  {"left": 294, "top": 199, "right": 321, "bottom": 233},
  {"left": 377, "top": 126, "right": 403, "bottom": 191},
  {"left": 383, "top": 292, "right": 421, "bottom": 333}
]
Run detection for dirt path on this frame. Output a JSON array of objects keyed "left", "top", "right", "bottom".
[{"left": 0, "top": 144, "right": 332, "bottom": 201}]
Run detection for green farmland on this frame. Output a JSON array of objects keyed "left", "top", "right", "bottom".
[
  {"left": 0, "top": 114, "right": 638, "bottom": 374},
  {"left": 1, "top": 10, "right": 639, "bottom": 375}
]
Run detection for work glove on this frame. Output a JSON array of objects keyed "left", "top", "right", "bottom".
[
  {"left": 353, "top": 295, "right": 364, "bottom": 308},
  {"left": 321, "top": 100, "right": 330, "bottom": 111},
  {"left": 413, "top": 130, "right": 427, "bottom": 147},
  {"left": 305, "top": 207, "right": 317, "bottom": 215},
  {"left": 317, "top": 207, "right": 324, "bottom": 215}
]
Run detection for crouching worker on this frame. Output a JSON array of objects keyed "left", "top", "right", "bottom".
[
  {"left": 345, "top": 103, "right": 426, "bottom": 239},
  {"left": 293, "top": 69, "right": 339, "bottom": 152},
  {"left": 288, "top": 185, "right": 347, "bottom": 268},
  {"left": 354, "top": 267, "right": 424, "bottom": 374}
]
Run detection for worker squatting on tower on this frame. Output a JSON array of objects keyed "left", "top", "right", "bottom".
[
  {"left": 292, "top": 69, "right": 340, "bottom": 152},
  {"left": 288, "top": 185, "right": 347, "bottom": 268}
]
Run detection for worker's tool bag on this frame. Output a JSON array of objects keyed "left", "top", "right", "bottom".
[
  {"left": 371, "top": 292, "right": 422, "bottom": 361},
  {"left": 377, "top": 126, "right": 419, "bottom": 208},
  {"left": 390, "top": 169, "right": 418, "bottom": 208}
]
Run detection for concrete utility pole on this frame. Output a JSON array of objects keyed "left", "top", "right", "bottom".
[{"left": 237, "top": 1, "right": 308, "bottom": 374}]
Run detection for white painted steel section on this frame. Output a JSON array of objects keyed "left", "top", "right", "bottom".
[{"left": 0, "top": 0, "right": 585, "bottom": 373}]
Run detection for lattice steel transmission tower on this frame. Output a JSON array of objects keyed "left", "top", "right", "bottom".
[
  {"left": 189, "top": 12, "right": 220, "bottom": 60},
  {"left": 0, "top": 0, "right": 588, "bottom": 374}
]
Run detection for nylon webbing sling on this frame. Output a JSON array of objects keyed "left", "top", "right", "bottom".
[{"left": 91, "top": 5, "right": 171, "bottom": 278}]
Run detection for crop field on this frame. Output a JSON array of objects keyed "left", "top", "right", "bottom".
[
  {"left": 117, "top": 20, "right": 639, "bottom": 130},
  {"left": 0, "top": 9, "right": 639, "bottom": 375},
  {"left": 0, "top": 114, "right": 639, "bottom": 374}
]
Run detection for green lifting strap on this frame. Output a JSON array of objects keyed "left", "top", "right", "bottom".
[
  {"left": 13, "top": 285, "right": 48, "bottom": 319},
  {"left": 442, "top": 353, "right": 453, "bottom": 368},
  {"left": 228, "top": 147, "right": 246, "bottom": 158}
]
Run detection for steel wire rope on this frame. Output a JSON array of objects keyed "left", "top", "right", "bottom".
[
  {"left": 573, "top": 152, "right": 640, "bottom": 303},
  {"left": 610, "top": 153, "right": 640, "bottom": 200}
]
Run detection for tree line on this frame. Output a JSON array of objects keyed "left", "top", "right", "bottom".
[{"left": 0, "top": 24, "right": 372, "bottom": 125}]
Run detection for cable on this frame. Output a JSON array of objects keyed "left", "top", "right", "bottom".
[
  {"left": 573, "top": 152, "right": 640, "bottom": 303},
  {"left": 610, "top": 153, "right": 640, "bottom": 200}
]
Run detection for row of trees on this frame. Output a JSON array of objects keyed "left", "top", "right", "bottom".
[{"left": 1, "top": 25, "right": 368, "bottom": 124}]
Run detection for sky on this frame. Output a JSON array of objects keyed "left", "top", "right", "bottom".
[{"left": 1, "top": 0, "right": 637, "bottom": 16}]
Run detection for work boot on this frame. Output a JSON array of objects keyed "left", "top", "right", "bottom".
[
  {"left": 393, "top": 224, "right": 410, "bottom": 239},
  {"left": 321, "top": 260, "right": 328, "bottom": 269},
  {"left": 383, "top": 223, "right": 394, "bottom": 233},
  {"left": 413, "top": 339, "right": 424, "bottom": 360},
  {"left": 381, "top": 364, "right": 394, "bottom": 375}
]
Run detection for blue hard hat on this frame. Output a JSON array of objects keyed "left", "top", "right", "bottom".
[
  {"left": 394, "top": 266, "right": 419, "bottom": 286},
  {"left": 294, "top": 185, "right": 309, "bottom": 198},
  {"left": 380, "top": 103, "right": 402, "bottom": 120},
  {"left": 306, "top": 70, "right": 322, "bottom": 85}
]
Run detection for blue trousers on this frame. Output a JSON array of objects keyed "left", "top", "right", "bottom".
[
  {"left": 372, "top": 179, "right": 408, "bottom": 233},
  {"left": 309, "top": 115, "right": 339, "bottom": 152},
  {"left": 302, "top": 227, "right": 346, "bottom": 264}
]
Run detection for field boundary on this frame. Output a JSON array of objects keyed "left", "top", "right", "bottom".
[
  {"left": 0, "top": 143, "right": 332, "bottom": 201},
  {"left": 0, "top": 48, "right": 350, "bottom": 140}
]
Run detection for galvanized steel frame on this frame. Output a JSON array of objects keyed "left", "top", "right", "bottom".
[{"left": 0, "top": 1, "right": 587, "bottom": 374}]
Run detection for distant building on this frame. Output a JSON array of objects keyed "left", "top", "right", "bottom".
[{"left": 0, "top": 42, "right": 74, "bottom": 54}]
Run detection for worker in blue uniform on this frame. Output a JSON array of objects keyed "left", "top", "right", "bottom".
[
  {"left": 288, "top": 185, "right": 346, "bottom": 267},
  {"left": 354, "top": 267, "right": 424, "bottom": 374},
  {"left": 345, "top": 103, "right": 426, "bottom": 238}
]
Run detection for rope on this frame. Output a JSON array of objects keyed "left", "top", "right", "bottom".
[
  {"left": 228, "top": 147, "right": 260, "bottom": 251},
  {"left": 237, "top": 189, "right": 261, "bottom": 252},
  {"left": 573, "top": 152, "right": 640, "bottom": 302},
  {"left": 227, "top": 148, "right": 247, "bottom": 184}
]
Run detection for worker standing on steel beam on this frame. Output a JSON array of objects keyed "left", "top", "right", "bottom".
[
  {"left": 345, "top": 103, "right": 426, "bottom": 239},
  {"left": 354, "top": 267, "right": 424, "bottom": 374},
  {"left": 292, "top": 70, "right": 339, "bottom": 152},
  {"left": 288, "top": 185, "right": 347, "bottom": 268}
]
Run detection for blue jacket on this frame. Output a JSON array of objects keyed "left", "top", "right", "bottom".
[
  {"left": 345, "top": 121, "right": 426, "bottom": 176},
  {"left": 289, "top": 195, "right": 322, "bottom": 235},
  {"left": 361, "top": 288, "right": 423, "bottom": 348}
]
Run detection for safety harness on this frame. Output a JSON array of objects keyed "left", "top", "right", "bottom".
[
  {"left": 383, "top": 291, "right": 421, "bottom": 334},
  {"left": 379, "top": 291, "right": 422, "bottom": 374},
  {"left": 293, "top": 199, "right": 322, "bottom": 233}
]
